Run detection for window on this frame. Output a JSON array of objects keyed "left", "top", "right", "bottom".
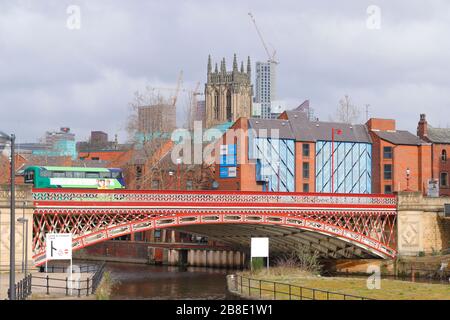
[
  {"left": 92, "top": 157, "right": 100, "bottom": 161},
  {"left": 384, "top": 185, "right": 392, "bottom": 194},
  {"left": 52, "top": 171, "right": 66, "bottom": 178},
  {"left": 111, "top": 171, "right": 123, "bottom": 179},
  {"left": 86, "top": 172, "right": 100, "bottom": 179},
  {"left": 440, "top": 172, "right": 448, "bottom": 187},
  {"left": 73, "top": 171, "right": 84, "bottom": 178},
  {"left": 24, "top": 170, "right": 34, "bottom": 183},
  {"left": 442, "top": 150, "right": 447, "bottom": 162},
  {"left": 65, "top": 171, "right": 73, "bottom": 178},
  {"left": 302, "top": 144, "right": 310, "bottom": 157},
  {"left": 186, "top": 180, "right": 193, "bottom": 190},
  {"left": 151, "top": 180, "right": 160, "bottom": 190},
  {"left": 136, "top": 166, "right": 142, "bottom": 180},
  {"left": 303, "top": 162, "right": 310, "bottom": 179},
  {"left": 383, "top": 146, "right": 393, "bottom": 159},
  {"left": 303, "top": 183, "right": 309, "bottom": 192},
  {"left": 100, "top": 172, "right": 111, "bottom": 178},
  {"left": 384, "top": 164, "right": 392, "bottom": 180}
]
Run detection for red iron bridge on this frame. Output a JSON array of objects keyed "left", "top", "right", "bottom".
[{"left": 31, "top": 189, "right": 397, "bottom": 266}]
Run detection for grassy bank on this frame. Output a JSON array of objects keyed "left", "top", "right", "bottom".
[{"left": 237, "top": 267, "right": 450, "bottom": 300}]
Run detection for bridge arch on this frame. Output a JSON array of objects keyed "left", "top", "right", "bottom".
[{"left": 31, "top": 189, "right": 397, "bottom": 266}]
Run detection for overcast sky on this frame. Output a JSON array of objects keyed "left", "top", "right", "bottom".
[{"left": 1, "top": 0, "right": 449, "bottom": 144}]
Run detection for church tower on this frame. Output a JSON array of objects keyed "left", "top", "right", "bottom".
[{"left": 205, "top": 54, "right": 253, "bottom": 128}]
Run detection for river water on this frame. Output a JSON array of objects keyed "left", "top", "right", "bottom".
[{"left": 106, "top": 262, "right": 240, "bottom": 300}]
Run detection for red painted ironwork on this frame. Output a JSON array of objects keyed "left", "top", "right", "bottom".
[{"left": 31, "top": 189, "right": 397, "bottom": 266}]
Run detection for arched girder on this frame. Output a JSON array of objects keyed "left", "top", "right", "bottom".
[{"left": 32, "top": 203, "right": 396, "bottom": 265}]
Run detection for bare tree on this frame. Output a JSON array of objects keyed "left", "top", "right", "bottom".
[{"left": 334, "top": 95, "right": 360, "bottom": 124}]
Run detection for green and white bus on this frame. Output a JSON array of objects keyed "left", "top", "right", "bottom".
[{"left": 24, "top": 166, "right": 126, "bottom": 189}]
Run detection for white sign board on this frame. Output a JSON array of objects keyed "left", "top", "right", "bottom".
[
  {"left": 427, "top": 179, "right": 439, "bottom": 197},
  {"left": 251, "top": 237, "right": 269, "bottom": 258},
  {"left": 46, "top": 233, "right": 72, "bottom": 260},
  {"left": 228, "top": 167, "right": 237, "bottom": 178},
  {"left": 220, "top": 145, "right": 228, "bottom": 155}
]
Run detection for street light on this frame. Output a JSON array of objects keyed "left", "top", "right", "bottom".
[
  {"left": 176, "top": 158, "right": 182, "bottom": 190},
  {"left": 168, "top": 170, "right": 175, "bottom": 189},
  {"left": 331, "top": 128, "right": 343, "bottom": 193},
  {"left": 0, "top": 131, "right": 16, "bottom": 300},
  {"left": 406, "top": 168, "right": 411, "bottom": 191},
  {"left": 17, "top": 217, "right": 28, "bottom": 275}
]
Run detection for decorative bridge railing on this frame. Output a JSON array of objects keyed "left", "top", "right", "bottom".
[{"left": 31, "top": 189, "right": 397, "bottom": 265}]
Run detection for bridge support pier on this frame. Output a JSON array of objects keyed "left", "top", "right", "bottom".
[
  {"left": 0, "top": 185, "right": 34, "bottom": 272},
  {"left": 397, "top": 192, "right": 450, "bottom": 256}
]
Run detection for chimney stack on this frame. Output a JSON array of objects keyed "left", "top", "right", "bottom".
[{"left": 417, "top": 113, "right": 428, "bottom": 138}]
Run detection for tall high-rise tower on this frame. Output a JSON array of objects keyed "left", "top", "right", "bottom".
[
  {"left": 205, "top": 54, "right": 253, "bottom": 128},
  {"left": 255, "top": 60, "right": 277, "bottom": 118}
]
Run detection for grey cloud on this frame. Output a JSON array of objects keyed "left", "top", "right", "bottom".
[{"left": 0, "top": 0, "right": 449, "bottom": 142}]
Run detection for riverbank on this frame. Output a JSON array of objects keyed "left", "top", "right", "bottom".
[{"left": 230, "top": 267, "right": 450, "bottom": 300}]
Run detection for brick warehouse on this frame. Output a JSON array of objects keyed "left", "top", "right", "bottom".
[{"left": 214, "top": 107, "right": 445, "bottom": 196}]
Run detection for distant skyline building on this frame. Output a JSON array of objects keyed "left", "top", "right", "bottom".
[
  {"left": 254, "top": 61, "right": 277, "bottom": 119},
  {"left": 137, "top": 104, "right": 176, "bottom": 138},
  {"left": 205, "top": 54, "right": 253, "bottom": 128}
]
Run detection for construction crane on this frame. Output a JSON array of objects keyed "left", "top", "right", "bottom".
[
  {"left": 188, "top": 82, "right": 204, "bottom": 130},
  {"left": 146, "top": 70, "right": 184, "bottom": 107},
  {"left": 248, "top": 12, "right": 278, "bottom": 64}
]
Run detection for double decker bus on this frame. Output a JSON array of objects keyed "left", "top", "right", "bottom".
[{"left": 24, "top": 166, "right": 126, "bottom": 189}]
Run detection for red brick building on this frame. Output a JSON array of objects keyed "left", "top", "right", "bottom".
[
  {"left": 366, "top": 118, "right": 431, "bottom": 194},
  {"left": 417, "top": 114, "right": 450, "bottom": 196},
  {"left": 214, "top": 112, "right": 434, "bottom": 195}
]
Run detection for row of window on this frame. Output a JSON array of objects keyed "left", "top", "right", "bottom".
[
  {"left": 41, "top": 170, "right": 122, "bottom": 179},
  {"left": 384, "top": 146, "right": 448, "bottom": 162}
]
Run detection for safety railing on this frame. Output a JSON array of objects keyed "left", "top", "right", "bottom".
[
  {"left": 39, "top": 263, "right": 101, "bottom": 274},
  {"left": 331, "top": 266, "right": 450, "bottom": 283},
  {"left": 32, "top": 188, "right": 397, "bottom": 207},
  {"left": 32, "top": 262, "right": 106, "bottom": 297},
  {"left": 233, "top": 274, "right": 373, "bottom": 300},
  {"left": 7, "top": 274, "right": 32, "bottom": 300}
]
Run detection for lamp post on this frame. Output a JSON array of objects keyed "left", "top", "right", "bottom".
[
  {"left": 331, "top": 128, "right": 342, "bottom": 193},
  {"left": 406, "top": 168, "right": 411, "bottom": 191},
  {"left": 0, "top": 131, "right": 16, "bottom": 300},
  {"left": 168, "top": 170, "right": 175, "bottom": 189},
  {"left": 17, "top": 217, "right": 28, "bottom": 275},
  {"left": 176, "top": 158, "right": 182, "bottom": 190},
  {"left": 20, "top": 201, "right": 27, "bottom": 273}
]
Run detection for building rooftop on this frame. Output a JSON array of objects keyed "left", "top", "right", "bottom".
[
  {"left": 374, "top": 130, "right": 425, "bottom": 146},
  {"left": 427, "top": 126, "right": 450, "bottom": 144},
  {"left": 247, "top": 112, "right": 372, "bottom": 144},
  {"left": 285, "top": 111, "right": 372, "bottom": 143}
]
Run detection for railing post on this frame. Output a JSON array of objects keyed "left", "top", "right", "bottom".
[
  {"left": 46, "top": 275, "right": 49, "bottom": 295},
  {"left": 65, "top": 277, "right": 68, "bottom": 296},
  {"left": 327, "top": 291, "right": 329, "bottom": 300},
  {"left": 87, "top": 278, "right": 90, "bottom": 296},
  {"left": 300, "top": 287, "right": 302, "bottom": 300},
  {"left": 273, "top": 282, "right": 276, "bottom": 300},
  {"left": 312, "top": 289, "right": 315, "bottom": 300},
  {"left": 289, "top": 285, "right": 292, "bottom": 300},
  {"left": 259, "top": 280, "right": 262, "bottom": 298},
  {"left": 248, "top": 278, "right": 250, "bottom": 297}
]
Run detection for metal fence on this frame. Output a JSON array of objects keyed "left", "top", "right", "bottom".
[
  {"left": 233, "top": 274, "right": 373, "bottom": 300},
  {"left": 32, "top": 262, "right": 106, "bottom": 297},
  {"left": 7, "top": 274, "right": 32, "bottom": 300},
  {"left": 6, "top": 263, "right": 106, "bottom": 299},
  {"left": 39, "top": 263, "right": 101, "bottom": 274},
  {"left": 330, "top": 266, "right": 450, "bottom": 283}
]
